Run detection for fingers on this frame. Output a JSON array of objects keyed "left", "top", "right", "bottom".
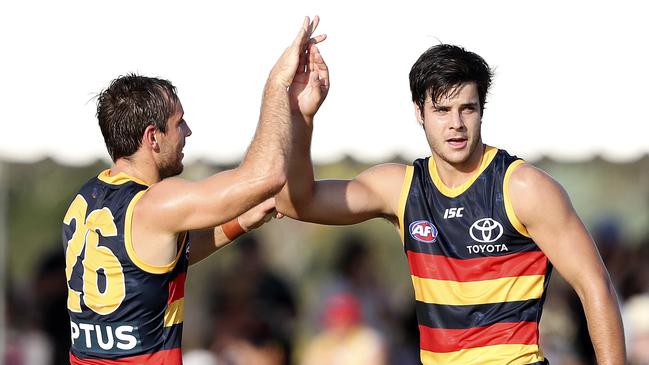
[
  {"left": 309, "top": 34, "right": 327, "bottom": 45},
  {"left": 308, "top": 45, "right": 329, "bottom": 89},
  {"left": 291, "top": 16, "right": 310, "bottom": 48},
  {"left": 295, "top": 17, "right": 326, "bottom": 76},
  {"left": 311, "top": 15, "right": 320, "bottom": 35},
  {"left": 260, "top": 197, "right": 276, "bottom": 212}
]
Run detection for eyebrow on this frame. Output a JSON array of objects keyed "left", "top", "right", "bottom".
[
  {"left": 432, "top": 101, "right": 479, "bottom": 109},
  {"left": 460, "top": 102, "right": 479, "bottom": 108}
]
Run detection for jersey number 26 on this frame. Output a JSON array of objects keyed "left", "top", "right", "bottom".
[{"left": 64, "top": 195, "right": 125, "bottom": 315}]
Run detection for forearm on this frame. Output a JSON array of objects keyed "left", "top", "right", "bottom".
[
  {"left": 579, "top": 280, "right": 626, "bottom": 364},
  {"left": 188, "top": 227, "right": 231, "bottom": 265},
  {"left": 240, "top": 81, "right": 292, "bottom": 191},
  {"left": 276, "top": 112, "right": 316, "bottom": 217}
]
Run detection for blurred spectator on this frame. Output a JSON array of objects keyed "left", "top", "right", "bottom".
[
  {"left": 313, "top": 234, "right": 417, "bottom": 364},
  {"left": 320, "top": 234, "right": 393, "bottom": 334},
  {"left": 207, "top": 234, "right": 297, "bottom": 365},
  {"left": 32, "top": 248, "right": 69, "bottom": 365},
  {"left": 300, "top": 292, "right": 387, "bottom": 365},
  {"left": 3, "top": 247, "right": 66, "bottom": 365}
]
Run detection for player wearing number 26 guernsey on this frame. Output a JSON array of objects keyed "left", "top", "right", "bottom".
[
  {"left": 63, "top": 171, "right": 188, "bottom": 364},
  {"left": 62, "top": 18, "right": 325, "bottom": 364}
]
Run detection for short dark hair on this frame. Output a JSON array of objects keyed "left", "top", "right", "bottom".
[
  {"left": 96, "top": 74, "right": 180, "bottom": 161},
  {"left": 409, "top": 44, "right": 493, "bottom": 115}
]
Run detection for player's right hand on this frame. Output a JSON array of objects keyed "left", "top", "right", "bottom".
[{"left": 268, "top": 16, "right": 326, "bottom": 89}]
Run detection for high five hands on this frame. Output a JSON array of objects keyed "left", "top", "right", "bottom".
[{"left": 289, "top": 16, "right": 330, "bottom": 120}]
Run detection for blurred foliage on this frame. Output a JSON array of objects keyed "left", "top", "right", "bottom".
[
  {"left": 2, "top": 154, "right": 648, "bottom": 287},
  {"left": 4, "top": 159, "right": 108, "bottom": 285}
]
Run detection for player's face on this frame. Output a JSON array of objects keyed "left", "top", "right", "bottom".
[
  {"left": 157, "top": 101, "right": 192, "bottom": 179},
  {"left": 414, "top": 82, "right": 483, "bottom": 168}
]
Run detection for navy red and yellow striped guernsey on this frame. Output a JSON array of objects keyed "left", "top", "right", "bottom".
[
  {"left": 62, "top": 170, "right": 189, "bottom": 364},
  {"left": 398, "top": 146, "right": 552, "bottom": 365}
]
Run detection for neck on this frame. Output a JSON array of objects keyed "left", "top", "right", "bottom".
[
  {"left": 110, "top": 152, "right": 160, "bottom": 185},
  {"left": 432, "top": 143, "right": 485, "bottom": 189}
]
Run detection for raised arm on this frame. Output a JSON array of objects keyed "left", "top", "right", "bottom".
[
  {"left": 276, "top": 26, "right": 404, "bottom": 225},
  {"left": 509, "top": 163, "right": 626, "bottom": 364},
  {"left": 138, "top": 17, "right": 325, "bottom": 233}
]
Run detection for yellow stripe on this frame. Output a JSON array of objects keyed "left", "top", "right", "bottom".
[
  {"left": 428, "top": 145, "right": 498, "bottom": 198},
  {"left": 398, "top": 166, "right": 415, "bottom": 244},
  {"left": 124, "top": 190, "right": 186, "bottom": 274},
  {"left": 421, "top": 344, "right": 544, "bottom": 365},
  {"left": 98, "top": 169, "right": 149, "bottom": 186},
  {"left": 412, "top": 274, "right": 544, "bottom": 305},
  {"left": 164, "top": 298, "right": 185, "bottom": 327},
  {"left": 504, "top": 159, "right": 531, "bottom": 237}
]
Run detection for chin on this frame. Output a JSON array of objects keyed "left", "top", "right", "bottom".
[
  {"left": 445, "top": 153, "right": 472, "bottom": 166},
  {"left": 160, "top": 163, "right": 184, "bottom": 179}
]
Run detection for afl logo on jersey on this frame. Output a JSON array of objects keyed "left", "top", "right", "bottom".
[
  {"left": 409, "top": 220, "right": 438, "bottom": 243},
  {"left": 469, "top": 218, "right": 504, "bottom": 243}
]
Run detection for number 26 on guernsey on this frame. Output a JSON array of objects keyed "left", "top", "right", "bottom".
[{"left": 64, "top": 195, "right": 125, "bottom": 315}]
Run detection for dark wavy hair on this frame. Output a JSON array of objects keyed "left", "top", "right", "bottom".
[
  {"left": 409, "top": 44, "right": 493, "bottom": 116},
  {"left": 96, "top": 74, "right": 180, "bottom": 161}
]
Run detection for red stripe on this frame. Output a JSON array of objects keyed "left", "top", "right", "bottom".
[
  {"left": 419, "top": 321, "right": 539, "bottom": 353},
  {"left": 70, "top": 348, "right": 182, "bottom": 365},
  {"left": 407, "top": 251, "right": 547, "bottom": 282},
  {"left": 168, "top": 272, "right": 186, "bottom": 304}
]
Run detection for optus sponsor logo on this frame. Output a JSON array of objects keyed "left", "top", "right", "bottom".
[{"left": 409, "top": 220, "right": 438, "bottom": 243}]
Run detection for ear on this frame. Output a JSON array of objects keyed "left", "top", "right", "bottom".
[
  {"left": 142, "top": 125, "right": 160, "bottom": 152},
  {"left": 413, "top": 102, "right": 424, "bottom": 127}
]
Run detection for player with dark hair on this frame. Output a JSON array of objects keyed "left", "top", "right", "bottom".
[
  {"left": 277, "top": 38, "right": 625, "bottom": 364},
  {"left": 62, "top": 17, "right": 325, "bottom": 364}
]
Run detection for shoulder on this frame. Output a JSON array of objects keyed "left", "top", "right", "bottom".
[
  {"left": 508, "top": 162, "right": 572, "bottom": 226},
  {"left": 132, "top": 177, "right": 193, "bottom": 227},
  {"left": 355, "top": 163, "right": 409, "bottom": 194},
  {"left": 508, "top": 163, "right": 566, "bottom": 197},
  {"left": 353, "top": 163, "right": 409, "bottom": 218},
  {"left": 358, "top": 163, "right": 408, "bottom": 179}
]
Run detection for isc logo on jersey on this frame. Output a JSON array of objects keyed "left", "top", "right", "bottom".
[{"left": 409, "top": 220, "right": 438, "bottom": 243}]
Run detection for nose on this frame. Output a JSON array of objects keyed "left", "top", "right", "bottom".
[
  {"left": 184, "top": 122, "right": 192, "bottom": 137},
  {"left": 450, "top": 111, "right": 465, "bottom": 130}
]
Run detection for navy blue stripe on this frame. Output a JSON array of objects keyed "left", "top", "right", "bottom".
[
  {"left": 162, "top": 323, "right": 183, "bottom": 350},
  {"left": 415, "top": 299, "right": 541, "bottom": 330}
]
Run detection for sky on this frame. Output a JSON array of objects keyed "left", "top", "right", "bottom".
[{"left": 2, "top": 0, "right": 648, "bottom": 166}]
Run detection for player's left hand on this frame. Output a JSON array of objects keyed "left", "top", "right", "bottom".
[
  {"left": 289, "top": 16, "right": 329, "bottom": 120},
  {"left": 238, "top": 197, "right": 279, "bottom": 231}
]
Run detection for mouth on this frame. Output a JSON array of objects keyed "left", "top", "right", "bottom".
[{"left": 447, "top": 137, "right": 468, "bottom": 149}]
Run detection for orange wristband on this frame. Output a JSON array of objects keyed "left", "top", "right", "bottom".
[{"left": 222, "top": 218, "right": 246, "bottom": 241}]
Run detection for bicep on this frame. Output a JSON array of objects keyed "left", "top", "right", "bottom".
[
  {"left": 510, "top": 165, "right": 609, "bottom": 295},
  {"left": 291, "top": 164, "right": 406, "bottom": 225},
  {"left": 139, "top": 168, "right": 277, "bottom": 233}
]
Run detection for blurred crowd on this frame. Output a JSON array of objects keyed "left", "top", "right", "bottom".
[{"left": 3, "top": 219, "right": 649, "bottom": 365}]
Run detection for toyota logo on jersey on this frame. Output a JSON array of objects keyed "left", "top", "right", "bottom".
[
  {"left": 409, "top": 220, "right": 438, "bottom": 243},
  {"left": 469, "top": 218, "right": 504, "bottom": 243}
]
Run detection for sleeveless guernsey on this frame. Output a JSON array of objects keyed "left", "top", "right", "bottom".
[
  {"left": 398, "top": 146, "right": 552, "bottom": 365},
  {"left": 63, "top": 170, "right": 189, "bottom": 364}
]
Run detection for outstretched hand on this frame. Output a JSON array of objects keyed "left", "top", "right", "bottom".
[
  {"left": 289, "top": 16, "right": 330, "bottom": 120},
  {"left": 268, "top": 16, "right": 327, "bottom": 89}
]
